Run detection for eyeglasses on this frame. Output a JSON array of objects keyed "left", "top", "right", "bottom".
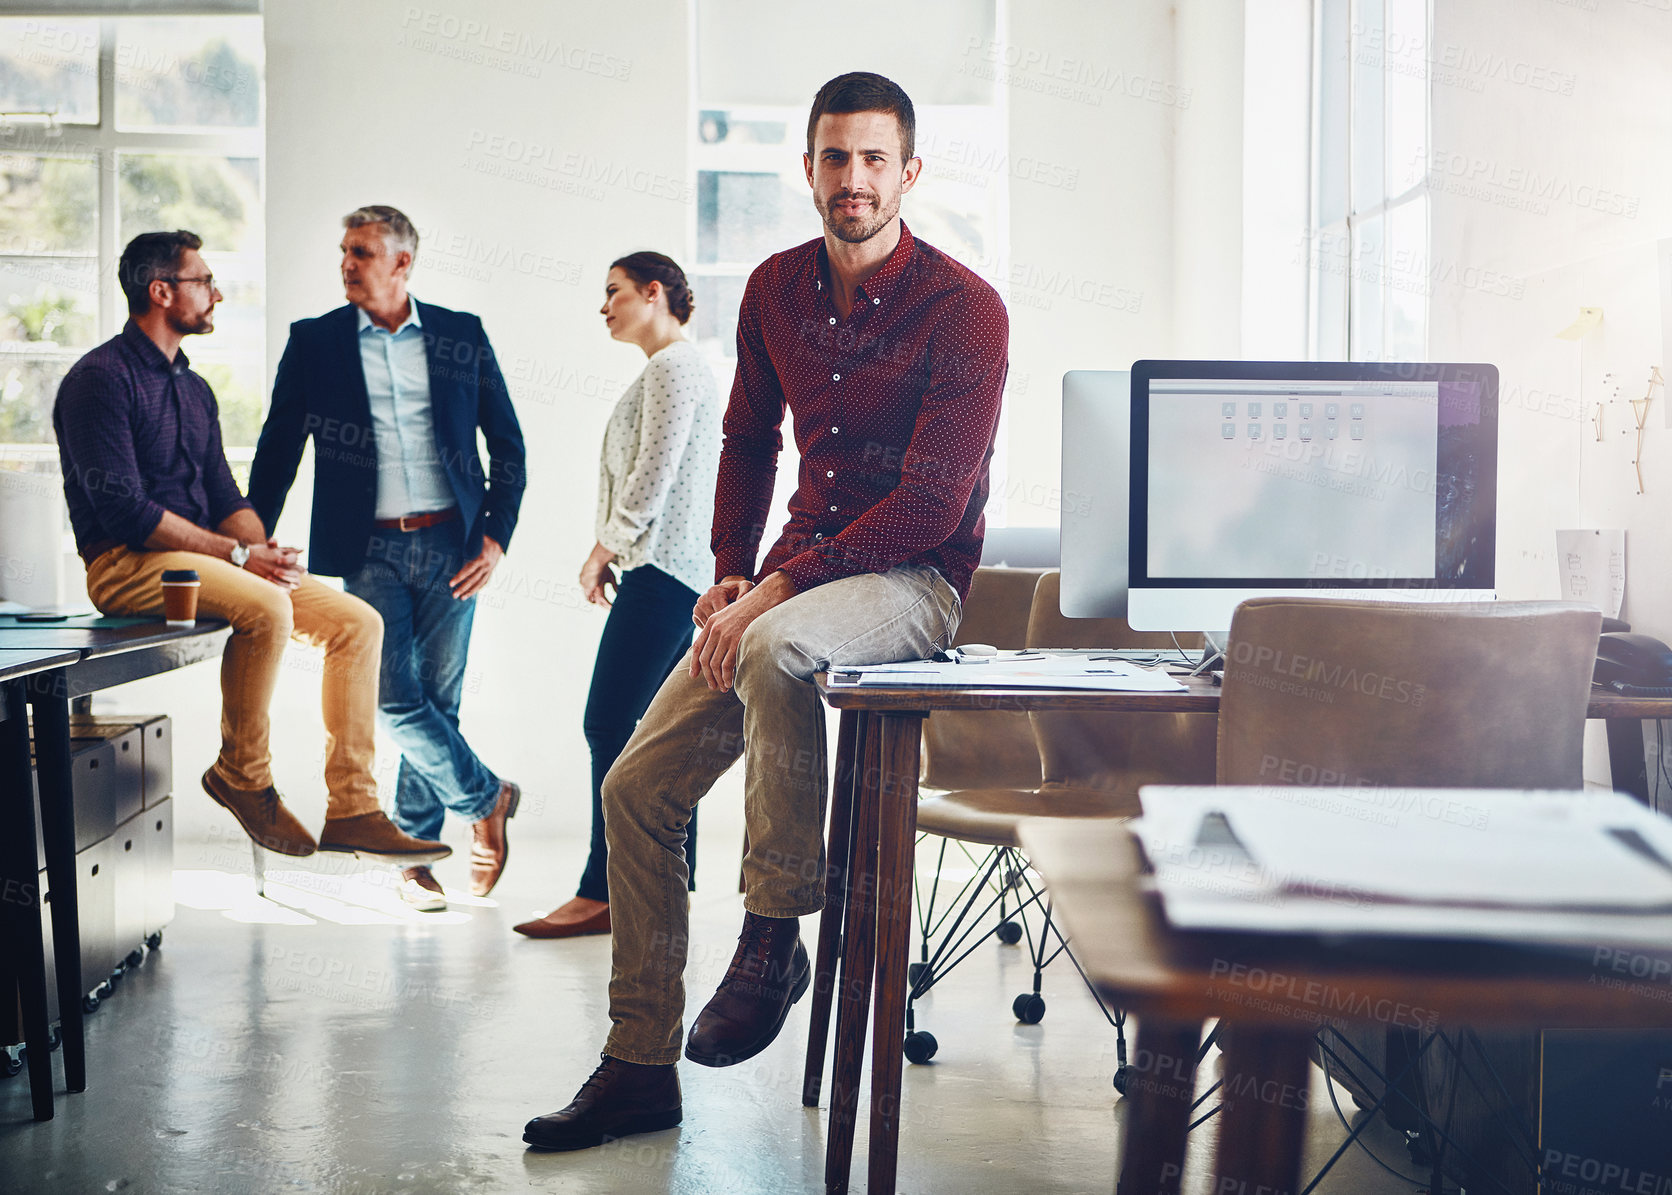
[{"left": 163, "top": 275, "right": 216, "bottom": 290}]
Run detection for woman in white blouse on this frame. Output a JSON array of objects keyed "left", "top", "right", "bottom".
[{"left": 515, "top": 252, "right": 720, "bottom": 939}]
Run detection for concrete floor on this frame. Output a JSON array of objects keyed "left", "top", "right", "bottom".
[{"left": 1, "top": 776, "right": 1428, "bottom": 1194}]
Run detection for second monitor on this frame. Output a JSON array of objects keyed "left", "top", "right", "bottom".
[{"left": 1127, "top": 360, "right": 1499, "bottom": 633}]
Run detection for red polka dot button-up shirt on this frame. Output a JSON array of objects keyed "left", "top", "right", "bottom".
[{"left": 712, "top": 222, "right": 1009, "bottom": 604}]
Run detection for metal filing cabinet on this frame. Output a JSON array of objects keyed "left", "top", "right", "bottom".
[
  {"left": 78, "top": 838, "right": 118, "bottom": 994},
  {"left": 30, "top": 737, "right": 118, "bottom": 856},
  {"left": 71, "top": 713, "right": 171, "bottom": 812},
  {"left": 142, "top": 797, "right": 174, "bottom": 943},
  {"left": 113, "top": 812, "right": 147, "bottom": 969}
]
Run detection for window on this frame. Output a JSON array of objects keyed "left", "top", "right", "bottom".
[
  {"left": 0, "top": 14, "right": 264, "bottom": 468},
  {"left": 1309, "top": 0, "right": 1429, "bottom": 361}
]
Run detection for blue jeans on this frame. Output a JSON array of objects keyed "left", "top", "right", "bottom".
[
  {"left": 577, "top": 564, "right": 700, "bottom": 902},
  {"left": 344, "top": 519, "right": 500, "bottom": 841}
]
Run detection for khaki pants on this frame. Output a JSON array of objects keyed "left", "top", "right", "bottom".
[
  {"left": 602, "top": 564, "right": 961, "bottom": 1065},
  {"left": 85, "top": 547, "right": 383, "bottom": 818}
]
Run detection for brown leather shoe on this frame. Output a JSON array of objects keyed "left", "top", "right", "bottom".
[
  {"left": 523, "top": 1054, "right": 681, "bottom": 1151},
  {"left": 469, "top": 780, "right": 520, "bottom": 897},
  {"left": 399, "top": 866, "right": 446, "bottom": 912},
  {"left": 513, "top": 897, "right": 610, "bottom": 939},
  {"left": 201, "top": 769, "right": 317, "bottom": 857},
  {"left": 684, "top": 912, "right": 809, "bottom": 1067},
  {"left": 317, "top": 811, "right": 451, "bottom": 863}
]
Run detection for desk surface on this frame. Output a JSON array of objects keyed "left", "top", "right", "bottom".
[
  {"left": 816, "top": 673, "right": 1663, "bottom": 720},
  {"left": 0, "top": 647, "right": 82, "bottom": 682},
  {"left": 1019, "top": 818, "right": 1672, "bottom": 1031},
  {"left": 0, "top": 615, "right": 230, "bottom": 658}
]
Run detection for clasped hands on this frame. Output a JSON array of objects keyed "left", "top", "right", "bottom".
[
  {"left": 689, "top": 572, "right": 794, "bottom": 693},
  {"left": 244, "top": 540, "right": 304, "bottom": 590}
]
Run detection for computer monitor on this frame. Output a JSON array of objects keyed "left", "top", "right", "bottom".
[
  {"left": 1127, "top": 360, "right": 1498, "bottom": 632},
  {"left": 1059, "top": 370, "right": 1130, "bottom": 618}
]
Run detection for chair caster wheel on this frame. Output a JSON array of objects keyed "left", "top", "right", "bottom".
[
  {"left": 903, "top": 1030, "right": 938, "bottom": 1064},
  {"left": 82, "top": 991, "right": 101, "bottom": 1014},
  {"left": 46, "top": 1026, "right": 61, "bottom": 1052},
  {"left": 995, "top": 919, "right": 1022, "bottom": 945},
  {"left": 1113, "top": 1065, "right": 1132, "bottom": 1095},
  {"left": 126, "top": 949, "right": 144, "bottom": 970},
  {"left": 1013, "top": 992, "right": 1046, "bottom": 1024},
  {"left": 2, "top": 1049, "right": 22, "bottom": 1078},
  {"left": 146, "top": 931, "right": 162, "bottom": 950},
  {"left": 908, "top": 961, "right": 930, "bottom": 988}
]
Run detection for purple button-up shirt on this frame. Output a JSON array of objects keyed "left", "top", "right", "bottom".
[{"left": 54, "top": 321, "right": 253, "bottom": 563}]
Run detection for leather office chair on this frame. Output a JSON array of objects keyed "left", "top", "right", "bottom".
[
  {"left": 906, "top": 567, "right": 1046, "bottom": 1040},
  {"left": 1219, "top": 596, "right": 1598, "bottom": 790},
  {"left": 1216, "top": 595, "right": 1601, "bottom": 1185},
  {"left": 908, "top": 571, "right": 1215, "bottom": 1079}
]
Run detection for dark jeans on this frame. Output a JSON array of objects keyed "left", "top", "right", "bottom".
[
  {"left": 344, "top": 519, "right": 500, "bottom": 842},
  {"left": 578, "top": 564, "right": 700, "bottom": 902}
]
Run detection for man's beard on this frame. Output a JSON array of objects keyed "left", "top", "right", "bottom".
[
  {"left": 821, "top": 190, "right": 897, "bottom": 244},
  {"left": 167, "top": 308, "right": 214, "bottom": 336}
]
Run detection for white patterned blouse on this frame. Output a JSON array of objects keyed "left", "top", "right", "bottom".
[{"left": 594, "top": 339, "right": 722, "bottom": 595}]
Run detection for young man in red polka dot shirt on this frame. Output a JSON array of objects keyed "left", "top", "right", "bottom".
[{"left": 526, "top": 70, "right": 1009, "bottom": 1152}]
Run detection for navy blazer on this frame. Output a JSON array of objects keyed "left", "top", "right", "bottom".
[{"left": 248, "top": 301, "right": 527, "bottom": 578}]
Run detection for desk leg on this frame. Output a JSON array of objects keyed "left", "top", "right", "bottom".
[
  {"left": 825, "top": 712, "right": 881, "bottom": 1195},
  {"left": 1212, "top": 1023, "right": 1311, "bottom": 1193},
  {"left": 1605, "top": 717, "right": 1652, "bottom": 805},
  {"left": 1, "top": 679, "right": 55, "bottom": 1120},
  {"left": 27, "top": 672, "right": 85, "bottom": 1094},
  {"left": 1116, "top": 1018, "right": 1201, "bottom": 1195},
  {"left": 804, "top": 709, "right": 860, "bottom": 1108},
  {"left": 868, "top": 711, "right": 923, "bottom": 1195}
]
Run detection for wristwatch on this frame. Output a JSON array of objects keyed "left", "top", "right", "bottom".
[{"left": 229, "top": 541, "right": 251, "bottom": 568}]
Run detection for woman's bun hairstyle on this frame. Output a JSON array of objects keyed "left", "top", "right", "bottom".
[{"left": 611, "top": 251, "right": 694, "bottom": 324}]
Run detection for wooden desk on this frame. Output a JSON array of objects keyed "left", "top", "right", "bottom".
[
  {"left": 802, "top": 675, "right": 1672, "bottom": 1194},
  {"left": 1, "top": 648, "right": 83, "bottom": 1121},
  {"left": 0, "top": 617, "right": 228, "bottom": 1119},
  {"left": 1018, "top": 818, "right": 1672, "bottom": 1194}
]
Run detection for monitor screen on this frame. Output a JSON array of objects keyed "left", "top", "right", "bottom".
[{"left": 1128, "top": 360, "right": 1498, "bottom": 631}]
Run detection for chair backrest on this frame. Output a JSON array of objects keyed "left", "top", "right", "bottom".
[
  {"left": 1024, "top": 572, "right": 1188, "bottom": 651},
  {"left": 1217, "top": 597, "right": 1601, "bottom": 788},
  {"left": 919, "top": 567, "right": 1048, "bottom": 792},
  {"left": 1026, "top": 571, "right": 1218, "bottom": 810}
]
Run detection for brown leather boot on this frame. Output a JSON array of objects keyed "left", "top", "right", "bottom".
[
  {"left": 201, "top": 769, "right": 317, "bottom": 857},
  {"left": 469, "top": 780, "right": 520, "bottom": 897},
  {"left": 523, "top": 1054, "right": 681, "bottom": 1151},
  {"left": 317, "top": 811, "right": 451, "bottom": 864},
  {"left": 399, "top": 866, "right": 446, "bottom": 912},
  {"left": 684, "top": 912, "right": 809, "bottom": 1067}
]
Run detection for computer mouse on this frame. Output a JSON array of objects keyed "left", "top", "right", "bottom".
[{"left": 959, "top": 643, "right": 999, "bottom": 656}]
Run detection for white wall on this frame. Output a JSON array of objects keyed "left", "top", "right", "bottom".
[
  {"left": 96, "top": 2, "right": 1256, "bottom": 835},
  {"left": 1428, "top": 0, "right": 1672, "bottom": 781},
  {"left": 1002, "top": 1, "right": 1183, "bottom": 525},
  {"left": 119, "top": 0, "right": 692, "bottom": 841}
]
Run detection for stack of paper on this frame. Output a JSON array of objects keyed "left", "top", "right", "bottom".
[
  {"left": 827, "top": 651, "right": 1186, "bottom": 692},
  {"left": 1131, "top": 786, "right": 1672, "bottom": 948}
]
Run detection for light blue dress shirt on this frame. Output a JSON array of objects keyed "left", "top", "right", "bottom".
[{"left": 358, "top": 299, "right": 454, "bottom": 518}]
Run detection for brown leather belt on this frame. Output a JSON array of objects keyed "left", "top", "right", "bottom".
[{"left": 373, "top": 508, "right": 459, "bottom": 532}]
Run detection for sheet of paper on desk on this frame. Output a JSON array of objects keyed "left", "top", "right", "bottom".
[
  {"left": 829, "top": 656, "right": 1185, "bottom": 691},
  {"left": 1131, "top": 786, "right": 1672, "bottom": 946}
]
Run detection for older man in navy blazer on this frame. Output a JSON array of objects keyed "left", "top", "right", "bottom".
[{"left": 249, "top": 204, "right": 527, "bottom": 911}]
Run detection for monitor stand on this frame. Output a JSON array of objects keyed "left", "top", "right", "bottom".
[{"left": 1190, "top": 631, "right": 1228, "bottom": 678}]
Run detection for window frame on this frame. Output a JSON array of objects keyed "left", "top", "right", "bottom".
[
  {"left": 1309, "top": 0, "right": 1431, "bottom": 363},
  {"left": 0, "top": 14, "right": 264, "bottom": 458}
]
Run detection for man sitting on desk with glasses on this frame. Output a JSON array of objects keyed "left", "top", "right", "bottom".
[{"left": 52, "top": 229, "right": 448, "bottom": 866}]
